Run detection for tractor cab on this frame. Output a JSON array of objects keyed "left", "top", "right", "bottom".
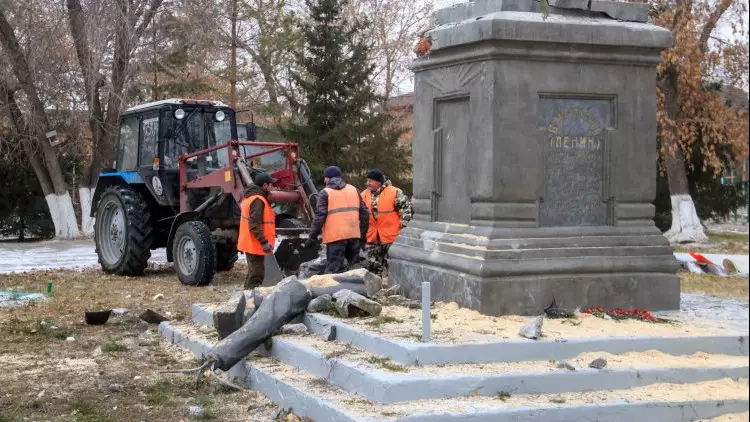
[{"left": 108, "top": 99, "right": 237, "bottom": 208}]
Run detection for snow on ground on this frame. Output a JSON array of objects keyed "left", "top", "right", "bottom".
[
  {"left": 0, "top": 240, "right": 167, "bottom": 274},
  {"left": 674, "top": 253, "right": 750, "bottom": 274}
]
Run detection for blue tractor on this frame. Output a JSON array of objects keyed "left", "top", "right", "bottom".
[{"left": 91, "top": 99, "right": 319, "bottom": 285}]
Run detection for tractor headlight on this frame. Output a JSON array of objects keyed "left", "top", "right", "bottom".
[
  {"left": 215, "top": 110, "right": 226, "bottom": 122},
  {"left": 152, "top": 176, "right": 164, "bottom": 196},
  {"left": 174, "top": 108, "right": 186, "bottom": 120}
]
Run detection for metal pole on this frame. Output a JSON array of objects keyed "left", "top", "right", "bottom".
[{"left": 422, "top": 282, "right": 431, "bottom": 342}]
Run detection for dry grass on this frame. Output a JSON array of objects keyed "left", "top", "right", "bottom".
[
  {"left": 0, "top": 262, "right": 280, "bottom": 422},
  {"left": 679, "top": 272, "right": 749, "bottom": 301},
  {"left": 674, "top": 232, "right": 749, "bottom": 254}
]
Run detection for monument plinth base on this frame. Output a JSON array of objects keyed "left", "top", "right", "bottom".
[{"left": 389, "top": 222, "right": 680, "bottom": 316}]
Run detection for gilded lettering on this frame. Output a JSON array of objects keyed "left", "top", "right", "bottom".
[
  {"left": 555, "top": 136, "right": 562, "bottom": 148},
  {"left": 563, "top": 136, "right": 570, "bottom": 149}
]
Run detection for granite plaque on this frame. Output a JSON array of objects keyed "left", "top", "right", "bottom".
[{"left": 539, "top": 98, "right": 612, "bottom": 227}]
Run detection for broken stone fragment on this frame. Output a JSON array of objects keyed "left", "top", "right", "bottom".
[
  {"left": 309, "top": 282, "right": 367, "bottom": 298},
  {"left": 383, "top": 284, "right": 401, "bottom": 296},
  {"left": 327, "top": 268, "right": 384, "bottom": 298},
  {"left": 139, "top": 309, "right": 169, "bottom": 324},
  {"left": 298, "top": 257, "right": 327, "bottom": 280},
  {"left": 556, "top": 362, "right": 576, "bottom": 371},
  {"left": 213, "top": 294, "right": 247, "bottom": 340},
  {"left": 589, "top": 358, "right": 608, "bottom": 369},
  {"left": 278, "top": 323, "right": 308, "bottom": 335},
  {"left": 306, "top": 294, "right": 332, "bottom": 313},
  {"left": 332, "top": 289, "right": 382, "bottom": 317},
  {"left": 323, "top": 325, "right": 337, "bottom": 341},
  {"left": 519, "top": 316, "right": 544, "bottom": 340}
]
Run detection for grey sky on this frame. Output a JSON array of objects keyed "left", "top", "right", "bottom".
[{"left": 394, "top": 0, "right": 748, "bottom": 95}]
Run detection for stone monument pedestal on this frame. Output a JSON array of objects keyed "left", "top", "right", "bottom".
[{"left": 388, "top": 0, "right": 680, "bottom": 316}]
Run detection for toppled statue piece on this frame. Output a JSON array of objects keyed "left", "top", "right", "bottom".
[
  {"left": 333, "top": 289, "right": 382, "bottom": 317},
  {"left": 209, "top": 278, "right": 312, "bottom": 371}
]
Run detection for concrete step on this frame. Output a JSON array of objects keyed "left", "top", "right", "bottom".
[
  {"left": 266, "top": 332, "right": 748, "bottom": 404},
  {"left": 158, "top": 321, "right": 749, "bottom": 422},
  {"left": 302, "top": 313, "right": 749, "bottom": 366},
  {"left": 190, "top": 303, "right": 749, "bottom": 367}
]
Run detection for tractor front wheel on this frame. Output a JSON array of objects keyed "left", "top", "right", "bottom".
[
  {"left": 173, "top": 221, "right": 216, "bottom": 286},
  {"left": 94, "top": 185, "right": 153, "bottom": 275}
]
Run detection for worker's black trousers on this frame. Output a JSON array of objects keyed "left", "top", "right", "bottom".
[
  {"left": 245, "top": 253, "right": 265, "bottom": 289},
  {"left": 324, "top": 238, "right": 361, "bottom": 274}
]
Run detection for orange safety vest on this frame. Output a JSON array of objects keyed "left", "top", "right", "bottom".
[
  {"left": 322, "top": 184, "right": 361, "bottom": 244},
  {"left": 238, "top": 195, "right": 276, "bottom": 255},
  {"left": 362, "top": 185, "right": 401, "bottom": 244}
]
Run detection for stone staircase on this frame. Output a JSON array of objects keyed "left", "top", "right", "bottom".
[{"left": 160, "top": 302, "right": 750, "bottom": 421}]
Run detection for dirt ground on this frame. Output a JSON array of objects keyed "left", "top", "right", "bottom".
[{"left": 0, "top": 262, "right": 289, "bottom": 422}]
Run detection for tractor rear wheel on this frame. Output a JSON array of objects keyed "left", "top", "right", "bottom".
[
  {"left": 94, "top": 185, "right": 153, "bottom": 275},
  {"left": 216, "top": 243, "right": 238, "bottom": 271},
  {"left": 173, "top": 221, "right": 216, "bottom": 286}
]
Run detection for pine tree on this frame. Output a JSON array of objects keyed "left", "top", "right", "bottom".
[{"left": 284, "top": 0, "right": 411, "bottom": 189}]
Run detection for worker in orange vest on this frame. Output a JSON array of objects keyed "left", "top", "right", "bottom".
[
  {"left": 361, "top": 169, "right": 412, "bottom": 276},
  {"left": 308, "top": 166, "right": 370, "bottom": 274},
  {"left": 238, "top": 172, "right": 277, "bottom": 288}
]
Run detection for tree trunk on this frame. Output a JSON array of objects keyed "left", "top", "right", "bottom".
[
  {"left": 18, "top": 215, "right": 25, "bottom": 242},
  {"left": 660, "top": 69, "right": 707, "bottom": 244},
  {"left": 1, "top": 10, "right": 81, "bottom": 239},
  {"left": 230, "top": 0, "right": 238, "bottom": 108}
]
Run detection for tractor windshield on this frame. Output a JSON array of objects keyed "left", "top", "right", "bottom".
[{"left": 163, "top": 107, "right": 236, "bottom": 172}]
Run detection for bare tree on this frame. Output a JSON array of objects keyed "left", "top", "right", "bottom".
[
  {"left": 344, "top": 0, "right": 434, "bottom": 102},
  {"left": 66, "top": 0, "right": 163, "bottom": 234},
  {"left": 0, "top": 5, "right": 81, "bottom": 238}
]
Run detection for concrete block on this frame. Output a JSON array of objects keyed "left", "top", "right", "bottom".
[
  {"left": 590, "top": 0, "right": 649, "bottom": 22},
  {"left": 191, "top": 303, "right": 214, "bottom": 326}
]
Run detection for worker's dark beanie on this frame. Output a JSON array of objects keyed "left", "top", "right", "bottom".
[
  {"left": 323, "top": 166, "right": 342, "bottom": 178},
  {"left": 366, "top": 168, "right": 385, "bottom": 183}
]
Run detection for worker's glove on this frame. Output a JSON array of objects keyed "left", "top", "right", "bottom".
[{"left": 262, "top": 244, "right": 273, "bottom": 254}]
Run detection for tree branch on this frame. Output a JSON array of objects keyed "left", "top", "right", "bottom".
[
  {"left": 133, "top": 0, "right": 164, "bottom": 46},
  {"left": 699, "top": 0, "right": 733, "bottom": 54}
]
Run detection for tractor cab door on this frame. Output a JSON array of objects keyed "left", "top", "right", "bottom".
[{"left": 115, "top": 117, "right": 139, "bottom": 171}]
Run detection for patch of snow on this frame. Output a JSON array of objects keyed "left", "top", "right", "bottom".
[
  {"left": 674, "top": 252, "right": 749, "bottom": 275},
  {"left": 0, "top": 291, "right": 47, "bottom": 308},
  {"left": 0, "top": 239, "right": 166, "bottom": 274}
]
